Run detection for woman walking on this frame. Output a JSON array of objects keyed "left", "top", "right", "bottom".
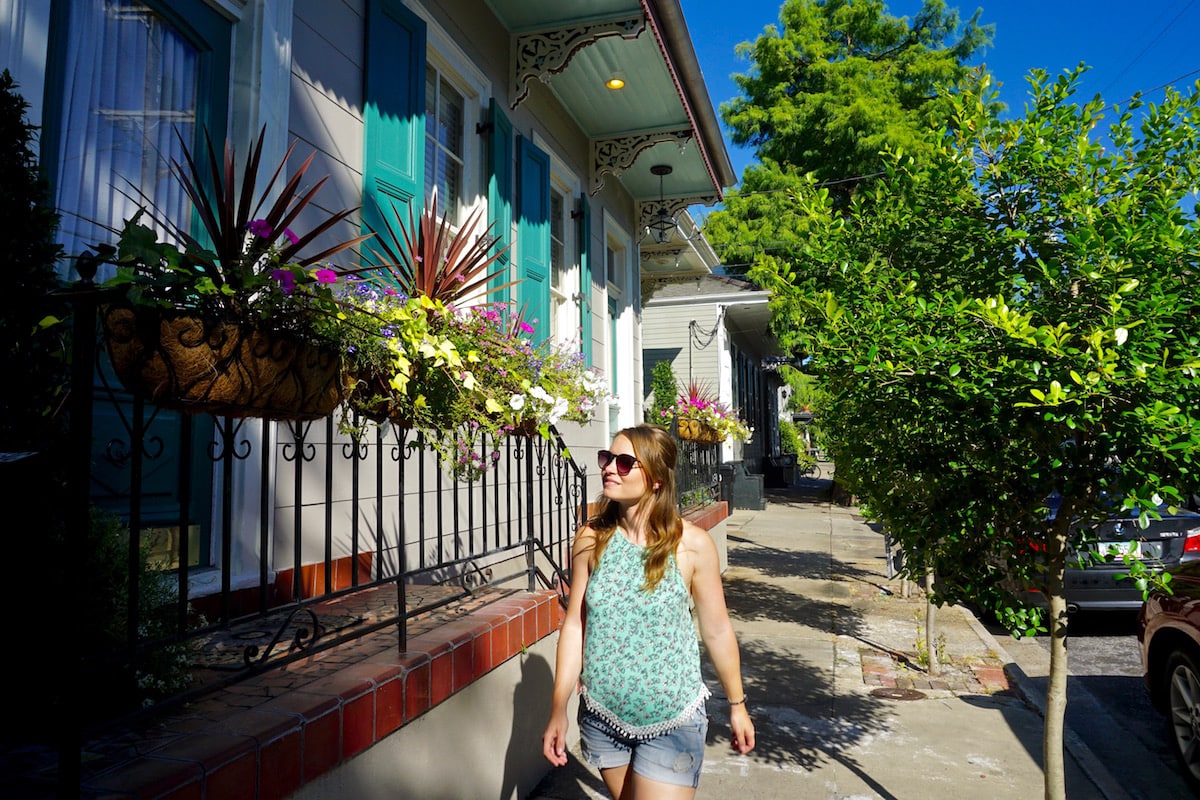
[{"left": 542, "top": 425, "right": 755, "bottom": 798}]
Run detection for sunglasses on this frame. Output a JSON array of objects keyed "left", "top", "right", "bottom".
[{"left": 598, "top": 450, "right": 641, "bottom": 476}]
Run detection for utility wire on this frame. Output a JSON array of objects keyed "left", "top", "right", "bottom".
[{"left": 1103, "top": 0, "right": 1197, "bottom": 98}]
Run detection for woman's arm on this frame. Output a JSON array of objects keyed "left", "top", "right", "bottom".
[
  {"left": 542, "top": 528, "right": 595, "bottom": 766},
  {"left": 684, "top": 522, "right": 756, "bottom": 755}
]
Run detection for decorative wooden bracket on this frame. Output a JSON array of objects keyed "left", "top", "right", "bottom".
[
  {"left": 637, "top": 194, "right": 719, "bottom": 233},
  {"left": 589, "top": 128, "right": 693, "bottom": 195},
  {"left": 510, "top": 14, "right": 647, "bottom": 110}
]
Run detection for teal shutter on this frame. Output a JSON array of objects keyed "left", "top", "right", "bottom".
[
  {"left": 577, "top": 193, "right": 593, "bottom": 365},
  {"left": 362, "top": 0, "right": 426, "bottom": 238},
  {"left": 486, "top": 99, "right": 513, "bottom": 298},
  {"left": 516, "top": 136, "right": 551, "bottom": 339}
]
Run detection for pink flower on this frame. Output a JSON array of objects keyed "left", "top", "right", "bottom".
[
  {"left": 270, "top": 269, "right": 296, "bottom": 295},
  {"left": 247, "top": 219, "right": 273, "bottom": 239},
  {"left": 282, "top": 228, "right": 299, "bottom": 245},
  {"left": 383, "top": 287, "right": 398, "bottom": 296},
  {"left": 314, "top": 268, "right": 338, "bottom": 284},
  {"left": 519, "top": 322, "right": 535, "bottom": 334}
]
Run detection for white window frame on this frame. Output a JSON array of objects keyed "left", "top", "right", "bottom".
[
  {"left": 533, "top": 134, "right": 582, "bottom": 346},
  {"left": 603, "top": 212, "right": 636, "bottom": 431}
]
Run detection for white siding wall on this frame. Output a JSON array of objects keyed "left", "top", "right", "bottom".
[{"left": 642, "top": 302, "right": 723, "bottom": 406}]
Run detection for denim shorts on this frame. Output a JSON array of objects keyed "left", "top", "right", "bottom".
[{"left": 578, "top": 704, "right": 708, "bottom": 788}]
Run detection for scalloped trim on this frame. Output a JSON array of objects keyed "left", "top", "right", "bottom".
[{"left": 580, "top": 685, "right": 711, "bottom": 740}]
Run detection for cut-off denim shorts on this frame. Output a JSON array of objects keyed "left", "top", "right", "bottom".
[{"left": 578, "top": 703, "right": 708, "bottom": 788}]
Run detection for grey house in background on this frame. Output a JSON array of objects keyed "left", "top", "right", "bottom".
[{"left": 642, "top": 265, "right": 786, "bottom": 508}]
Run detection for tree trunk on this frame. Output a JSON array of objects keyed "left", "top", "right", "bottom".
[
  {"left": 924, "top": 569, "right": 939, "bottom": 677},
  {"left": 1043, "top": 528, "right": 1070, "bottom": 800}
]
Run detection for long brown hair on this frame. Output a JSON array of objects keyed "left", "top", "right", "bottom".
[{"left": 589, "top": 425, "right": 682, "bottom": 591}]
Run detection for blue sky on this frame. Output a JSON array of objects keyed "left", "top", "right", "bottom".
[{"left": 683, "top": 0, "right": 1200, "bottom": 185}]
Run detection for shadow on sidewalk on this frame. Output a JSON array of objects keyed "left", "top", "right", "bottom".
[{"left": 704, "top": 637, "right": 892, "bottom": 775}]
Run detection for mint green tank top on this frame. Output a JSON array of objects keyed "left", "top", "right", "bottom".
[{"left": 580, "top": 530, "right": 709, "bottom": 739}]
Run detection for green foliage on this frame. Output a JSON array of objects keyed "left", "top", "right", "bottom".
[
  {"left": 721, "top": 0, "right": 993, "bottom": 195},
  {"left": 82, "top": 507, "right": 197, "bottom": 722},
  {"left": 766, "top": 66, "right": 1200, "bottom": 646},
  {"left": 779, "top": 418, "right": 803, "bottom": 455},
  {"left": 781, "top": 366, "right": 823, "bottom": 412},
  {"left": 649, "top": 360, "right": 678, "bottom": 422},
  {"left": 706, "top": 0, "right": 996, "bottom": 315},
  {"left": 339, "top": 289, "right": 609, "bottom": 478},
  {"left": 0, "top": 70, "right": 66, "bottom": 451}
]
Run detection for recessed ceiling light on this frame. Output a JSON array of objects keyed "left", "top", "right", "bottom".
[{"left": 605, "top": 76, "right": 625, "bottom": 90}]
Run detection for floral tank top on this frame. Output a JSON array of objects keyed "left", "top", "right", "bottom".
[{"left": 580, "top": 529, "right": 709, "bottom": 739}]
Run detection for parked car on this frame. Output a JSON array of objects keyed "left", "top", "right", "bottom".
[
  {"left": 1138, "top": 560, "right": 1200, "bottom": 790},
  {"left": 1016, "top": 496, "right": 1200, "bottom": 613}
]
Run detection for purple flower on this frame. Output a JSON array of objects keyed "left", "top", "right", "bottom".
[
  {"left": 270, "top": 269, "right": 296, "bottom": 295},
  {"left": 247, "top": 219, "right": 273, "bottom": 239},
  {"left": 283, "top": 228, "right": 299, "bottom": 245},
  {"left": 314, "top": 268, "right": 338, "bottom": 284}
]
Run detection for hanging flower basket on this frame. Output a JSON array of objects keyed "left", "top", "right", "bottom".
[
  {"left": 345, "top": 369, "right": 406, "bottom": 426},
  {"left": 678, "top": 417, "right": 723, "bottom": 444},
  {"left": 102, "top": 306, "right": 348, "bottom": 420}
]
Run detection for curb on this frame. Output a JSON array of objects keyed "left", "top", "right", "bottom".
[{"left": 956, "top": 604, "right": 1135, "bottom": 800}]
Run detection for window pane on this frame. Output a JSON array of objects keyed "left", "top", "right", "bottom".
[
  {"left": 424, "top": 67, "right": 464, "bottom": 213},
  {"left": 550, "top": 190, "right": 564, "bottom": 281},
  {"left": 439, "top": 77, "right": 462, "bottom": 153},
  {"left": 425, "top": 66, "right": 437, "bottom": 125},
  {"left": 438, "top": 152, "right": 461, "bottom": 210},
  {"left": 55, "top": 0, "right": 199, "bottom": 261},
  {"left": 424, "top": 135, "right": 437, "bottom": 202}
]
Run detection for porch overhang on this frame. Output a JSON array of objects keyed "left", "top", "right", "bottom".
[{"left": 484, "top": 0, "right": 735, "bottom": 228}]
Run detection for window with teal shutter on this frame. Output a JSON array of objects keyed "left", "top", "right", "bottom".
[
  {"left": 516, "top": 136, "right": 551, "bottom": 339},
  {"left": 577, "top": 193, "right": 593, "bottom": 365},
  {"left": 485, "top": 99, "right": 513, "bottom": 297},
  {"left": 363, "top": 0, "right": 426, "bottom": 239},
  {"left": 44, "top": 0, "right": 233, "bottom": 567}
]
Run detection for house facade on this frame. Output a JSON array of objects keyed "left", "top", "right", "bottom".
[
  {"left": 642, "top": 272, "right": 786, "bottom": 485},
  {"left": 2, "top": 1, "right": 736, "bottom": 796},
  {"left": 3, "top": 0, "right": 734, "bottom": 600}
]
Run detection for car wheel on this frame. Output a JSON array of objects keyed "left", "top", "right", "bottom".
[{"left": 1165, "top": 649, "right": 1200, "bottom": 790}]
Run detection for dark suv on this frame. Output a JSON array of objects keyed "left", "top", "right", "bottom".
[{"left": 1139, "top": 561, "right": 1200, "bottom": 790}]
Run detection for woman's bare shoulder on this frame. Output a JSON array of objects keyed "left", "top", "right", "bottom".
[
  {"left": 679, "top": 520, "right": 715, "bottom": 554},
  {"left": 573, "top": 525, "right": 600, "bottom": 555}
]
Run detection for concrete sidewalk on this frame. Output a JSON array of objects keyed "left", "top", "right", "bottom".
[{"left": 529, "top": 476, "right": 1123, "bottom": 800}]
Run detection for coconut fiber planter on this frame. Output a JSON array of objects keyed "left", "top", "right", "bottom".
[
  {"left": 677, "top": 418, "right": 723, "bottom": 444},
  {"left": 102, "top": 306, "right": 347, "bottom": 420}
]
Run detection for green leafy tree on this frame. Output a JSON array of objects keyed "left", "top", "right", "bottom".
[
  {"left": 707, "top": 0, "right": 994, "bottom": 269},
  {"left": 768, "top": 68, "right": 1200, "bottom": 800},
  {"left": 723, "top": 0, "right": 992, "bottom": 190},
  {"left": 0, "top": 69, "right": 65, "bottom": 452}
]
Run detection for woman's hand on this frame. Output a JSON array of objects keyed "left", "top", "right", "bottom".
[
  {"left": 730, "top": 705, "right": 755, "bottom": 755},
  {"left": 542, "top": 709, "right": 570, "bottom": 766}
]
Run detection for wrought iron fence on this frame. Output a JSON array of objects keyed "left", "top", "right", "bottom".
[
  {"left": 669, "top": 416, "right": 722, "bottom": 513},
  {"left": 62, "top": 282, "right": 586, "bottom": 737}
]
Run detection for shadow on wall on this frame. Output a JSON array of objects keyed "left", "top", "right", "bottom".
[{"left": 503, "top": 652, "right": 603, "bottom": 800}]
